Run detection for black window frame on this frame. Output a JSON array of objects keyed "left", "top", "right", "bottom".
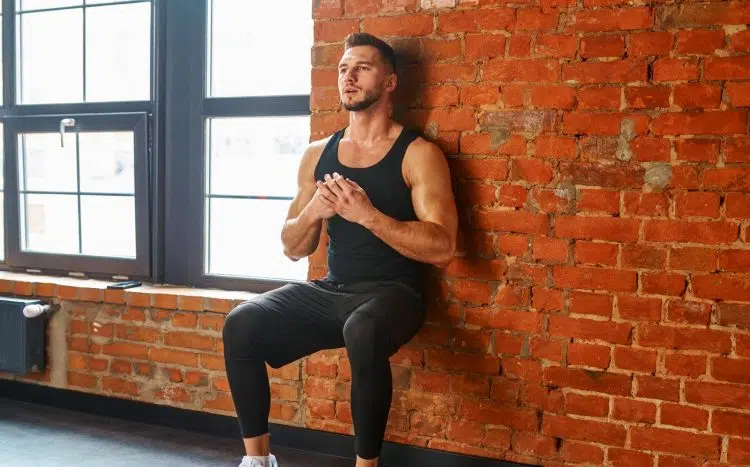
[
  {"left": 0, "top": 0, "right": 313, "bottom": 293},
  {"left": 163, "top": 0, "right": 311, "bottom": 293},
  {"left": 0, "top": 0, "right": 160, "bottom": 281}
]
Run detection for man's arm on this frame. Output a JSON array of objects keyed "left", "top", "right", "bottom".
[
  {"left": 359, "top": 139, "right": 458, "bottom": 268},
  {"left": 281, "top": 140, "right": 330, "bottom": 261}
]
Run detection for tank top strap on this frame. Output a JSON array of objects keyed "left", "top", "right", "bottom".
[{"left": 314, "top": 128, "right": 346, "bottom": 180}]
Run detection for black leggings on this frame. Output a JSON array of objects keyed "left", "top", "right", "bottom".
[{"left": 222, "top": 278, "right": 426, "bottom": 460}]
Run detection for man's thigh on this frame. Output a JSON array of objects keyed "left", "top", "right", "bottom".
[
  {"left": 341, "top": 281, "right": 427, "bottom": 357},
  {"left": 231, "top": 281, "right": 347, "bottom": 367}
]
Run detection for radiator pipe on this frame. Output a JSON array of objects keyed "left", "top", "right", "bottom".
[{"left": 23, "top": 304, "right": 52, "bottom": 319}]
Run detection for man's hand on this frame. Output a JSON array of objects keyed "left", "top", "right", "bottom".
[
  {"left": 318, "top": 172, "right": 378, "bottom": 225},
  {"left": 306, "top": 186, "right": 337, "bottom": 221}
]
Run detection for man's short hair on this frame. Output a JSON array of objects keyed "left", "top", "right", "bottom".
[{"left": 344, "top": 33, "right": 397, "bottom": 73}]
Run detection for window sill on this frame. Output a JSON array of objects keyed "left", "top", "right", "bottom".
[{"left": 0, "top": 271, "right": 257, "bottom": 314}]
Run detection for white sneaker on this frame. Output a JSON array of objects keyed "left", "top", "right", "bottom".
[{"left": 239, "top": 454, "right": 278, "bottom": 467}]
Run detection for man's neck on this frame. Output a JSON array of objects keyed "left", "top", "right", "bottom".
[{"left": 346, "top": 106, "right": 395, "bottom": 146}]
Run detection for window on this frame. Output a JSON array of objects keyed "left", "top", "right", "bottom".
[
  {"left": 164, "top": 0, "right": 313, "bottom": 292},
  {"left": 0, "top": 1, "right": 315, "bottom": 292},
  {"left": 1, "top": 0, "right": 153, "bottom": 277}
]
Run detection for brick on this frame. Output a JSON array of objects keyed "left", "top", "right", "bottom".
[
  {"left": 666, "top": 300, "right": 712, "bottom": 326},
  {"left": 511, "top": 432, "right": 557, "bottom": 458},
  {"left": 549, "top": 315, "right": 632, "bottom": 345},
  {"left": 152, "top": 348, "right": 199, "bottom": 367},
  {"left": 628, "top": 31, "right": 672, "bottom": 57},
  {"left": 472, "top": 210, "right": 549, "bottom": 234},
  {"left": 456, "top": 158, "right": 509, "bottom": 180},
  {"left": 687, "top": 381, "right": 750, "bottom": 410},
  {"left": 643, "top": 271, "right": 687, "bottom": 296},
  {"left": 532, "top": 188, "right": 570, "bottom": 214},
  {"left": 693, "top": 274, "right": 750, "bottom": 301},
  {"left": 563, "top": 112, "right": 649, "bottom": 136},
  {"left": 577, "top": 189, "right": 619, "bottom": 214},
  {"left": 459, "top": 399, "right": 538, "bottom": 431},
  {"left": 496, "top": 234, "right": 530, "bottom": 257},
  {"left": 728, "top": 82, "right": 750, "bottom": 107},
  {"left": 530, "top": 337, "right": 563, "bottom": 362},
  {"left": 625, "top": 86, "right": 670, "bottom": 109},
  {"left": 704, "top": 168, "right": 750, "bottom": 191},
  {"left": 563, "top": 59, "right": 648, "bottom": 84},
  {"left": 612, "top": 398, "right": 657, "bottom": 423},
  {"left": 556, "top": 217, "right": 639, "bottom": 242},
  {"left": 516, "top": 8, "right": 558, "bottom": 31},
  {"left": 630, "top": 137, "right": 671, "bottom": 162},
  {"left": 617, "top": 295, "right": 662, "bottom": 322},
  {"left": 568, "top": 343, "right": 611, "bottom": 369},
  {"left": 728, "top": 438, "right": 750, "bottom": 464},
  {"left": 542, "top": 414, "right": 627, "bottom": 445},
  {"left": 559, "top": 441, "right": 604, "bottom": 464},
  {"left": 665, "top": 353, "right": 706, "bottom": 378},
  {"left": 483, "top": 59, "right": 559, "bottom": 83},
  {"left": 631, "top": 427, "right": 720, "bottom": 458},
  {"left": 553, "top": 266, "right": 636, "bottom": 293},
  {"left": 658, "top": 3, "right": 750, "bottom": 28},
  {"left": 623, "top": 192, "right": 669, "bottom": 217},
  {"left": 614, "top": 347, "right": 657, "bottom": 373},
  {"left": 621, "top": 245, "right": 666, "bottom": 270},
  {"left": 511, "top": 158, "right": 554, "bottom": 184},
  {"left": 421, "top": 64, "right": 477, "bottom": 83},
  {"left": 675, "top": 191, "right": 720, "bottom": 218},
  {"left": 574, "top": 241, "right": 618, "bottom": 267},
  {"left": 498, "top": 185, "right": 527, "bottom": 208},
  {"left": 674, "top": 83, "right": 722, "bottom": 109},
  {"left": 731, "top": 29, "right": 750, "bottom": 52},
  {"left": 164, "top": 331, "right": 214, "bottom": 351},
  {"left": 530, "top": 86, "right": 575, "bottom": 110},
  {"left": 717, "top": 303, "right": 750, "bottom": 330},
  {"left": 425, "top": 349, "right": 499, "bottom": 375},
  {"left": 565, "top": 392, "right": 609, "bottom": 417},
  {"left": 502, "top": 357, "right": 543, "bottom": 383},
  {"left": 676, "top": 29, "right": 725, "bottom": 54},
  {"left": 720, "top": 249, "right": 750, "bottom": 272},
  {"left": 437, "top": 9, "right": 515, "bottom": 34},
  {"left": 101, "top": 342, "right": 149, "bottom": 360},
  {"left": 422, "top": 38, "right": 462, "bottom": 61},
  {"left": 636, "top": 375, "right": 680, "bottom": 402},
  {"left": 459, "top": 85, "right": 501, "bottom": 108},
  {"left": 533, "top": 135, "right": 576, "bottom": 159},
  {"left": 644, "top": 220, "right": 738, "bottom": 244},
  {"left": 508, "top": 35, "right": 531, "bottom": 58},
  {"left": 103, "top": 377, "right": 140, "bottom": 397},
  {"left": 464, "top": 33, "right": 506, "bottom": 60},
  {"left": 581, "top": 34, "right": 625, "bottom": 58},
  {"left": 675, "top": 139, "right": 720, "bottom": 163},
  {"left": 713, "top": 411, "right": 750, "bottom": 437},
  {"left": 314, "top": 19, "right": 359, "bottom": 43},
  {"left": 661, "top": 403, "right": 709, "bottom": 430},
  {"left": 572, "top": 8, "right": 653, "bottom": 32},
  {"left": 608, "top": 448, "right": 654, "bottom": 467},
  {"left": 532, "top": 237, "right": 568, "bottom": 263},
  {"left": 712, "top": 357, "right": 750, "bottom": 385},
  {"left": 654, "top": 108, "right": 747, "bottom": 135},
  {"left": 569, "top": 291, "right": 613, "bottom": 318},
  {"left": 479, "top": 110, "right": 556, "bottom": 134},
  {"left": 653, "top": 58, "right": 700, "bottom": 82},
  {"left": 577, "top": 87, "right": 620, "bottom": 110},
  {"left": 637, "top": 324, "right": 731, "bottom": 353},
  {"left": 669, "top": 165, "right": 701, "bottom": 190},
  {"left": 535, "top": 33, "right": 577, "bottom": 58},
  {"left": 705, "top": 56, "right": 750, "bottom": 80}
]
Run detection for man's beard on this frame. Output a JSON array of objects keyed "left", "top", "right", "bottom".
[{"left": 342, "top": 88, "right": 382, "bottom": 111}]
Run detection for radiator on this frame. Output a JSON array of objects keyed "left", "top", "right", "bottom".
[{"left": 0, "top": 297, "right": 47, "bottom": 375}]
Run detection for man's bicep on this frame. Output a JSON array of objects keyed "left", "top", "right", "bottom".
[
  {"left": 285, "top": 140, "right": 326, "bottom": 221},
  {"left": 410, "top": 144, "right": 458, "bottom": 234}
]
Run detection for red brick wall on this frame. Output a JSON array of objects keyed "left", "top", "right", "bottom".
[
  {"left": 2, "top": 1, "right": 750, "bottom": 466},
  {"left": 308, "top": 0, "right": 750, "bottom": 465}
]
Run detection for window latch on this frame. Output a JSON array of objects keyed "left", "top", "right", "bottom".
[{"left": 59, "top": 118, "right": 76, "bottom": 147}]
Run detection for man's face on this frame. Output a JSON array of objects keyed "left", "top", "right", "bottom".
[{"left": 337, "top": 45, "right": 395, "bottom": 112}]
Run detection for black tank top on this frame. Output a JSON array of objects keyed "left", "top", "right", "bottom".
[{"left": 314, "top": 126, "right": 428, "bottom": 292}]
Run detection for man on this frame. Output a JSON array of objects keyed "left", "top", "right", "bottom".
[{"left": 222, "top": 32, "right": 458, "bottom": 467}]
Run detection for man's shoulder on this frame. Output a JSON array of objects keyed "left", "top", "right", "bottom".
[{"left": 404, "top": 131, "right": 446, "bottom": 163}]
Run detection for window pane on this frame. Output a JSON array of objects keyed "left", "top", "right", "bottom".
[
  {"left": 85, "top": 3, "right": 151, "bottom": 102},
  {"left": 79, "top": 132, "right": 134, "bottom": 194},
  {"left": 207, "top": 0, "right": 312, "bottom": 97},
  {"left": 207, "top": 116, "right": 309, "bottom": 198},
  {"left": 22, "top": 194, "right": 79, "bottom": 254},
  {"left": 18, "top": 0, "right": 82, "bottom": 11},
  {"left": 17, "top": 9, "right": 84, "bottom": 104},
  {"left": 19, "top": 133, "right": 78, "bottom": 193},
  {"left": 81, "top": 195, "right": 135, "bottom": 258},
  {"left": 206, "top": 198, "right": 308, "bottom": 280},
  {"left": 0, "top": 193, "right": 4, "bottom": 262}
]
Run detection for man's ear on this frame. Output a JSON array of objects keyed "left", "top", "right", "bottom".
[{"left": 386, "top": 72, "right": 398, "bottom": 92}]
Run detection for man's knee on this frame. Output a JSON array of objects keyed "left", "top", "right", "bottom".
[
  {"left": 343, "top": 313, "right": 387, "bottom": 364},
  {"left": 222, "top": 301, "right": 268, "bottom": 359}
]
